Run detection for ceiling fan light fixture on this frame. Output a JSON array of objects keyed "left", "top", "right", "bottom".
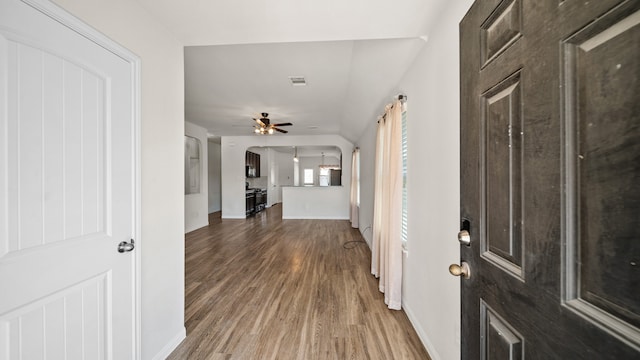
[{"left": 250, "top": 112, "right": 292, "bottom": 135}]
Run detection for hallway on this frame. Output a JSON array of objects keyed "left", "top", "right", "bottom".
[{"left": 168, "top": 204, "right": 430, "bottom": 359}]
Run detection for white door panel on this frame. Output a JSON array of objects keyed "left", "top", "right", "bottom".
[{"left": 0, "top": 0, "right": 136, "bottom": 358}]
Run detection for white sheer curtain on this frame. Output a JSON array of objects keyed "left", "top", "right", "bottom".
[
  {"left": 349, "top": 148, "right": 360, "bottom": 228},
  {"left": 371, "top": 99, "right": 403, "bottom": 310}
]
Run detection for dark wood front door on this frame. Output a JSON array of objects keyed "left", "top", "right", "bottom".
[{"left": 459, "top": 0, "right": 639, "bottom": 358}]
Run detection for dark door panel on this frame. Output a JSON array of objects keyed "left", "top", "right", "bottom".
[{"left": 459, "top": 0, "right": 640, "bottom": 358}]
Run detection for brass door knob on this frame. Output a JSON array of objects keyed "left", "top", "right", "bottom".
[{"left": 449, "top": 262, "right": 471, "bottom": 279}]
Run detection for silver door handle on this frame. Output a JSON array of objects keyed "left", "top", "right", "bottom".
[
  {"left": 458, "top": 230, "right": 471, "bottom": 246},
  {"left": 118, "top": 239, "right": 135, "bottom": 253}
]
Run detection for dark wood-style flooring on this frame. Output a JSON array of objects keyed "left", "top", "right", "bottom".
[{"left": 167, "top": 204, "right": 430, "bottom": 359}]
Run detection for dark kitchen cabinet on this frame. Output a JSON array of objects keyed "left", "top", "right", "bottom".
[{"left": 245, "top": 151, "right": 260, "bottom": 178}]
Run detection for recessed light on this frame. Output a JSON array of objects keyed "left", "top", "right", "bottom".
[{"left": 288, "top": 76, "right": 306, "bottom": 86}]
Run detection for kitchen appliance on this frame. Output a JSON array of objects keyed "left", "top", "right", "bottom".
[
  {"left": 255, "top": 189, "right": 267, "bottom": 212},
  {"left": 245, "top": 189, "right": 255, "bottom": 216}
]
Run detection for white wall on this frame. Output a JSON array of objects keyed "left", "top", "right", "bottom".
[
  {"left": 221, "top": 135, "right": 353, "bottom": 218},
  {"left": 185, "top": 122, "right": 209, "bottom": 232},
  {"left": 356, "top": 2, "right": 473, "bottom": 360},
  {"left": 208, "top": 140, "right": 221, "bottom": 213},
  {"left": 282, "top": 187, "right": 349, "bottom": 219},
  {"left": 357, "top": 123, "right": 378, "bottom": 244},
  {"left": 276, "top": 151, "right": 295, "bottom": 202},
  {"left": 266, "top": 149, "right": 279, "bottom": 206},
  {"left": 51, "top": 0, "right": 186, "bottom": 359}
]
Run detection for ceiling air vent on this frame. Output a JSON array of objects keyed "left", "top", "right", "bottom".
[{"left": 288, "top": 76, "right": 306, "bottom": 86}]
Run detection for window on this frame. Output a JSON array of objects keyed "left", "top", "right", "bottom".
[
  {"left": 304, "top": 168, "right": 314, "bottom": 185},
  {"left": 319, "top": 167, "right": 330, "bottom": 186},
  {"left": 401, "top": 104, "right": 408, "bottom": 249}
]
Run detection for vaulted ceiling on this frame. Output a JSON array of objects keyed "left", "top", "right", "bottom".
[{"left": 136, "top": 0, "right": 449, "bottom": 142}]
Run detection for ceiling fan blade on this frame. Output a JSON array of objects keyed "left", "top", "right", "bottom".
[
  {"left": 274, "top": 127, "right": 288, "bottom": 134},
  {"left": 272, "top": 122, "right": 293, "bottom": 127},
  {"left": 254, "top": 118, "right": 266, "bottom": 127}
]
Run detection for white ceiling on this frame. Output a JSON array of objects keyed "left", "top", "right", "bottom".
[{"left": 136, "top": 0, "right": 449, "bottom": 143}]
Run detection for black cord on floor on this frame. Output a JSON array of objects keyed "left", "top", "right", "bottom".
[
  {"left": 343, "top": 226, "right": 370, "bottom": 249},
  {"left": 343, "top": 240, "right": 367, "bottom": 249}
]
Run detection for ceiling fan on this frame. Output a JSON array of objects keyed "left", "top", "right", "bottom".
[{"left": 253, "top": 112, "right": 292, "bottom": 134}]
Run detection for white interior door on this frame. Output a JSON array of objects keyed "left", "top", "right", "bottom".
[{"left": 0, "top": 0, "right": 137, "bottom": 359}]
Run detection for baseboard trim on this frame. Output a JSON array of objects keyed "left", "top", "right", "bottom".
[
  {"left": 151, "top": 327, "right": 186, "bottom": 360},
  {"left": 185, "top": 221, "right": 209, "bottom": 234},
  {"left": 402, "top": 302, "right": 442, "bottom": 360}
]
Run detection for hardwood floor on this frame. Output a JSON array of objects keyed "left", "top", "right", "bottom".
[{"left": 167, "top": 204, "right": 430, "bottom": 360}]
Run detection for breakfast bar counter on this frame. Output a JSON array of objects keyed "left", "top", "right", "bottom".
[{"left": 281, "top": 186, "right": 349, "bottom": 220}]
